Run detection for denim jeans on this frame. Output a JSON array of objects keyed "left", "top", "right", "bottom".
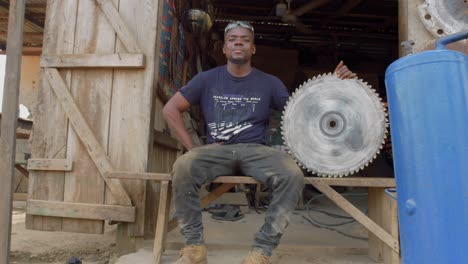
[{"left": 171, "top": 143, "right": 305, "bottom": 256}]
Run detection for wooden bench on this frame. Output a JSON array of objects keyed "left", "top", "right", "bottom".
[{"left": 108, "top": 173, "right": 400, "bottom": 264}]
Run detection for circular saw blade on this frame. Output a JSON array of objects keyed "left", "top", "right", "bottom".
[{"left": 281, "top": 73, "right": 388, "bottom": 177}]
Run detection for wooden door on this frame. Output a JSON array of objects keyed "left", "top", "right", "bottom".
[{"left": 27, "top": 0, "right": 160, "bottom": 236}]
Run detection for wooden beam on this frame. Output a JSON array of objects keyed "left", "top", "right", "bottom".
[
  {"left": 44, "top": 67, "right": 132, "bottom": 206},
  {"left": 153, "top": 181, "right": 171, "bottom": 264},
  {"left": 305, "top": 177, "right": 395, "bottom": 187},
  {"left": 95, "top": 0, "right": 142, "bottom": 53},
  {"left": 210, "top": 176, "right": 395, "bottom": 187},
  {"left": 104, "top": 173, "right": 395, "bottom": 188},
  {"left": 27, "top": 159, "right": 73, "bottom": 171},
  {"left": 27, "top": 200, "right": 135, "bottom": 222},
  {"left": 320, "top": 0, "right": 364, "bottom": 26},
  {"left": 368, "top": 187, "right": 401, "bottom": 264},
  {"left": 310, "top": 179, "right": 400, "bottom": 254},
  {"left": 13, "top": 193, "right": 27, "bottom": 201},
  {"left": 107, "top": 171, "right": 172, "bottom": 181},
  {"left": 40, "top": 53, "right": 145, "bottom": 68},
  {"left": 14, "top": 163, "right": 29, "bottom": 177},
  {"left": 0, "top": 1, "right": 25, "bottom": 263}
]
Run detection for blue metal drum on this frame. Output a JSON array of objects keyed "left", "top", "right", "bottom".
[{"left": 385, "top": 31, "right": 468, "bottom": 264}]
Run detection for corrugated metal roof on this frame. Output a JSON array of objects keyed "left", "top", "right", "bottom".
[{"left": 0, "top": 0, "right": 46, "bottom": 50}]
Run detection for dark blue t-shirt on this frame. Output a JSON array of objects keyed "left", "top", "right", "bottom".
[{"left": 180, "top": 65, "right": 289, "bottom": 144}]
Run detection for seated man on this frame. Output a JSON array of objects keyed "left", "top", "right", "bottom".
[{"left": 163, "top": 21, "right": 355, "bottom": 264}]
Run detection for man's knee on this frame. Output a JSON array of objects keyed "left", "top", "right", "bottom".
[
  {"left": 280, "top": 156, "right": 305, "bottom": 189},
  {"left": 288, "top": 166, "right": 305, "bottom": 190},
  {"left": 172, "top": 153, "right": 196, "bottom": 185}
]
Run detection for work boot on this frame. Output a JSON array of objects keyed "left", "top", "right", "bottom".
[
  {"left": 242, "top": 250, "right": 270, "bottom": 264},
  {"left": 175, "top": 244, "right": 208, "bottom": 264}
]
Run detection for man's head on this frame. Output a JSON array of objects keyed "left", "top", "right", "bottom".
[{"left": 223, "top": 21, "right": 256, "bottom": 65}]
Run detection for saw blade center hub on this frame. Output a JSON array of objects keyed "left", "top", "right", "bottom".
[{"left": 319, "top": 111, "right": 346, "bottom": 137}]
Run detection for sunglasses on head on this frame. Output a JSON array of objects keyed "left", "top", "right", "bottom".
[{"left": 224, "top": 21, "right": 254, "bottom": 35}]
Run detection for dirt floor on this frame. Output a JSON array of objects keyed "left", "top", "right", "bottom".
[
  {"left": 10, "top": 202, "right": 116, "bottom": 264},
  {"left": 10, "top": 192, "right": 381, "bottom": 264}
]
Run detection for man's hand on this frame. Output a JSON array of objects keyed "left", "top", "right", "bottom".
[{"left": 334, "top": 60, "right": 357, "bottom": 79}]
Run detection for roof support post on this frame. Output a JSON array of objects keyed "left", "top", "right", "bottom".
[{"left": 0, "top": 0, "right": 25, "bottom": 263}]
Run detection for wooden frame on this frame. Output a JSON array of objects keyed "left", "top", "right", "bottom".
[{"left": 109, "top": 173, "right": 400, "bottom": 264}]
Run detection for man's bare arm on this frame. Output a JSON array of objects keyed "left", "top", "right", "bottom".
[{"left": 162, "top": 92, "right": 195, "bottom": 150}]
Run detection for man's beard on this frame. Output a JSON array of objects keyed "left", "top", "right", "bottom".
[{"left": 229, "top": 57, "right": 247, "bottom": 65}]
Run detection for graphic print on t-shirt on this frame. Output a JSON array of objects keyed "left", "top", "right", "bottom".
[{"left": 209, "top": 94, "right": 261, "bottom": 141}]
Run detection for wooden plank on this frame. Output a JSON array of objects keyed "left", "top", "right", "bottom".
[
  {"left": 212, "top": 176, "right": 395, "bottom": 187},
  {"left": 26, "top": 0, "right": 75, "bottom": 233},
  {"left": 153, "top": 181, "right": 171, "bottom": 264},
  {"left": 44, "top": 67, "right": 132, "bottom": 206},
  {"left": 305, "top": 177, "right": 396, "bottom": 187},
  {"left": 310, "top": 179, "right": 400, "bottom": 254},
  {"left": 368, "top": 187, "right": 401, "bottom": 264},
  {"left": 40, "top": 53, "right": 145, "bottom": 68},
  {"left": 109, "top": 0, "right": 160, "bottom": 241},
  {"left": 213, "top": 176, "right": 260, "bottom": 184},
  {"left": 0, "top": 1, "right": 25, "bottom": 262},
  {"left": 107, "top": 173, "right": 395, "bottom": 188},
  {"left": 95, "top": 0, "right": 142, "bottom": 53},
  {"left": 27, "top": 200, "right": 135, "bottom": 222},
  {"left": 60, "top": 0, "right": 117, "bottom": 234},
  {"left": 13, "top": 193, "right": 28, "bottom": 201},
  {"left": 107, "top": 172, "right": 172, "bottom": 181},
  {"left": 27, "top": 159, "right": 73, "bottom": 171}
]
